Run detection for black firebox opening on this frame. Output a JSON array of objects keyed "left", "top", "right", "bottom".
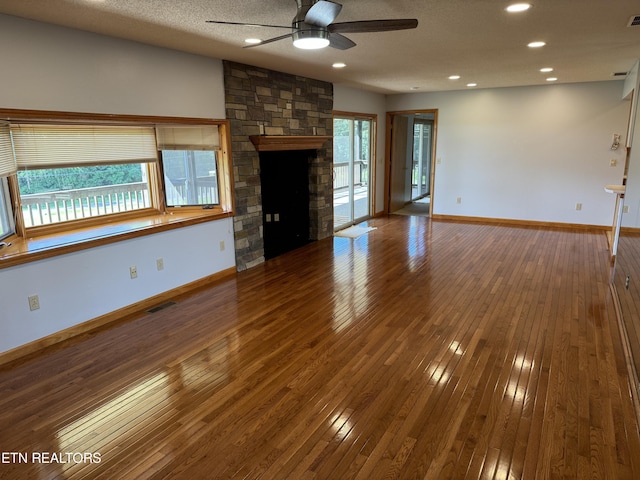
[{"left": 259, "top": 150, "right": 311, "bottom": 260}]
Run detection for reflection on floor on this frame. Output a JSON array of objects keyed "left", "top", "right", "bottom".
[
  {"left": 393, "top": 196, "right": 430, "bottom": 217},
  {"left": 613, "top": 232, "right": 640, "bottom": 395}
]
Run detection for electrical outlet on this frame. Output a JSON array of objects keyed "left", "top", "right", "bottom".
[
  {"left": 610, "top": 159, "right": 617, "bottom": 167},
  {"left": 624, "top": 205, "right": 630, "bottom": 214},
  {"left": 274, "top": 213, "right": 280, "bottom": 221},
  {"left": 456, "top": 197, "right": 462, "bottom": 204},
  {"left": 156, "top": 258, "right": 164, "bottom": 271},
  {"left": 28, "top": 295, "right": 40, "bottom": 311},
  {"left": 130, "top": 265, "right": 138, "bottom": 279},
  {"left": 437, "top": 158, "right": 442, "bottom": 165},
  {"left": 219, "top": 241, "right": 225, "bottom": 251},
  {"left": 575, "top": 203, "right": 582, "bottom": 211}
]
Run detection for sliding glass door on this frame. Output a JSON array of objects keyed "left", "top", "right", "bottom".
[
  {"left": 333, "top": 115, "right": 374, "bottom": 230},
  {"left": 412, "top": 120, "right": 432, "bottom": 201}
]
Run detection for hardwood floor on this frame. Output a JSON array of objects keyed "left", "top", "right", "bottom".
[{"left": 1, "top": 216, "right": 639, "bottom": 479}]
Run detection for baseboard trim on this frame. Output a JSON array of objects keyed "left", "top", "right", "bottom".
[
  {"left": 431, "top": 214, "right": 609, "bottom": 231},
  {"left": 0, "top": 267, "right": 237, "bottom": 368}
]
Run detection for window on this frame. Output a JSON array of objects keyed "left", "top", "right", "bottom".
[
  {"left": 17, "top": 164, "right": 151, "bottom": 227},
  {"left": 161, "top": 151, "right": 219, "bottom": 206},
  {"left": 10, "top": 124, "right": 158, "bottom": 231},
  {"left": 0, "top": 110, "right": 234, "bottom": 258},
  {"left": 156, "top": 125, "right": 221, "bottom": 208},
  {"left": 0, "top": 178, "right": 13, "bottom": 240},
  {"left": 0, "top": 124, "right": 15, "bottom": 240}
]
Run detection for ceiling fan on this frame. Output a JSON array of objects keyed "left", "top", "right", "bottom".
[{"left": 206, "top": 0, "right": 418, "bottom": 50}]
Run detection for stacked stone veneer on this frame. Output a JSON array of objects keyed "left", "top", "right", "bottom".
[{"left": 223, "top": 61, "right": 334, "bottom": 271}]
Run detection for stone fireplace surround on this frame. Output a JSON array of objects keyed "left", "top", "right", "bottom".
[{"left": 223, "top": 61, "right": 334, "bottom": 271}]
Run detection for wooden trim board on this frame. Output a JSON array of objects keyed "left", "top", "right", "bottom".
[{"left": 431, "top": 213, "right": 610, "bottom": 231}]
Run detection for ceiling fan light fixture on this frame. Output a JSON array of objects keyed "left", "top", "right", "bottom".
[{"left": 292, "top": 30, "right": 330, "bottom": 49}]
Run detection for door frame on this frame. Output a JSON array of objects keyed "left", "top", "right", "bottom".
[
  {"left": 385, "top": 109, "right": 438, "bottom": 215},
  {"left": 332, "top": 110, "right": 377, "bottom": 230}
]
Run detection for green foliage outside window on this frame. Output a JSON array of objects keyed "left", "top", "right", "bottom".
[{"left": 17, "top": 164, "right": 144, "bottom": 195}]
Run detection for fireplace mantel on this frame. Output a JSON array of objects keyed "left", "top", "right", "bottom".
[{"left": 249, "top": 135, "right": 332, "bottom": 152}]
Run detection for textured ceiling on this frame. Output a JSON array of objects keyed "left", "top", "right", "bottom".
[{"left": 1, "top": 0, "right": 639, "bottom": 94}]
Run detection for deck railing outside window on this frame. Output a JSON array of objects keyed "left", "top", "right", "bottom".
[
  {"left": 22, "top": 178, "right": 220, "bottom": 227},
  {"left": 21, "top": 182, "right": 151, "bottom": 227},
  {"left": 333, "top": 160, "right": 368, "bottom": 191}
]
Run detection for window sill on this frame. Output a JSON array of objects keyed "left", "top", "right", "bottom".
[{"left": 0, "top": 209, "right": 234, "bottom": 270}]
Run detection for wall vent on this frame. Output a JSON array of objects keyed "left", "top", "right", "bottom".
[
  {"left": 628, "top": 15, "right": 640, "bottom": 27},
  {"left": 612, "top": 72, "right": 628, "bottom": 77},
  {"left": 147, "top": 301, "right": 176, "bottom": 313}
]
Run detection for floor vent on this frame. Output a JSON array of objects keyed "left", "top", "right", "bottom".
[
  {"left": 628, "top": 15, "right": 640, "bottom": 27},
  {"left": 147, "top": 301, "right": 176, "bottom": 313}
]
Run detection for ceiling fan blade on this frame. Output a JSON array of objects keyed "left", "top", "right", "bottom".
[
  {"left": 305, "top": 1, "right": 343, "bottom": 27},
  {"left": 329, "top": 19, "right": 418, "bottom": 34},
  {"left": 329, "top": 33, "right": 356, "bottom": 50},
  {"left": 243, "top": 33, "right": 293, "bottom": 48},
  {"left": 206, "top": 20, "right": 291, "bottom": 29}
]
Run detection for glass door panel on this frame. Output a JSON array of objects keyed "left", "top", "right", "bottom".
[
  {"left": 411, "top": 121, "right": 432, "bottom": 201},
  {"left": 333, "top": 117, "right": 372, "bottom": 230}
]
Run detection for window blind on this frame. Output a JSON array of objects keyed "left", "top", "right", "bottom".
[
  {"left": 11, "top": 124, "right": 158, "bottom": 169},
  {"left": 0, "top": 124, "right": 16, "bottom": 177},
  {"left": 156, "top": 125, "right": 220, "bottom": 151}
]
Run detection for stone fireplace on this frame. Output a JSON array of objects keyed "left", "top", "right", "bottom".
[{"left": 223, "top": 61, "right": 334, "bottom": 270}]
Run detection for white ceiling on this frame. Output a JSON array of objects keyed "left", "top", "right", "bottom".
[{"left": 1, "top": 0, "right": 639, "bottom": 94}]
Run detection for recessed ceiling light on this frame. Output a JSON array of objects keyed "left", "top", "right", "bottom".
[
  {"left": 506, "top": 3, "right": 532, "bottom": 13},
  {"left": 540, "top": 67, "right": 554, "bottom": 73},
  {"left": 244, "top": 38, "right": 261, "bottom": 45},
  {"left": 449, "top": 75, "right": 461, "bottom": 80},
  {"left": 528, "top": 41, "right": 546, "bottom": 48},
  {"left": 467, "top": 83, "right": 477, "bottom": 87},
  {"left": 332, "top": 62, "right": 347, "bottom": 68},
  {"left": 410, "top": 87, "right": 420, "bottom": 90},
  {"left": 546, "top": 77, "right": 558, "bottom": 82}
]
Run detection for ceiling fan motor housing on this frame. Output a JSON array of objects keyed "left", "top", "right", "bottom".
[
  {"left": 292, "top": 0, "right": 330, "bottom": 49},
  {"left": 292, "top": 28, "right": 329, "bottom": 48}
]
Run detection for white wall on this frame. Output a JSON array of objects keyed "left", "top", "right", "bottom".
[
  {"left": 387, "top": 82, "right": 629, "bottom": 225},
  {"left": 0, "top": 14, "right": 226, "bottom": 118},
  {"left": 333, "top": 85, "right": 387, "bottom": 214},
  {"left": 0, "top": 221, "right": 236, "bottom": 353},
  {"left": 0, "top": 14, "right": 233, "bottom": 355}
]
